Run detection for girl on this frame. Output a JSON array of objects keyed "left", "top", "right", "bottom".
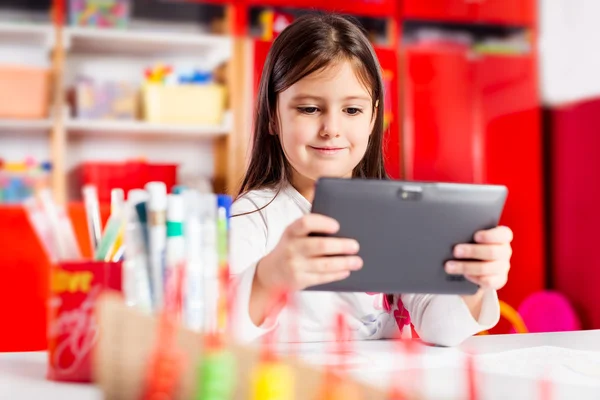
[{"left": 230, "top": 13, "right": 513, "bottom": 347}]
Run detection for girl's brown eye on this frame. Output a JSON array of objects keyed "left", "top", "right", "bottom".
[
  {"left": 345, "top": 107, "right": 362, "bottom": 115},
  {"left": 298, "top": 107, "right": 319, "bottom": 114}
]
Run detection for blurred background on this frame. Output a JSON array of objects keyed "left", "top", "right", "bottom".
[{"left": 0, "top": 0, "right": 597, "bottom": 350}]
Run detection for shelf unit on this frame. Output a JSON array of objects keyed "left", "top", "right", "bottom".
[
  {"left": 0, "top": 119, "right": 52, "bottom": 134},
  {"left": 65, "top": 26, "right": 232, "bottom": 57},
  {"left": 65, "top": 117, "right": 232, "bottom": 138},
  {"left": 0, "top": 23, "right": 53, "bottom": 47},
  {"left": 0, "top": 9, "right": 251, "bottom": 204}
]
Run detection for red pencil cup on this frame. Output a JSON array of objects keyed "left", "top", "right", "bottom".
[{"left": 47, "top": 260, "right": 122, "bottom": 382}]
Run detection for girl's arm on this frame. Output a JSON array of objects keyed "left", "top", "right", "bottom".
[
  {"left": 402, "top": 226, "right": 512, "bottom": 347},
  {"left": 401, "top": 289, "right": 500, "bottom": 347},
  {"left": 461, "top": 290, "right": 485, "bottom": 320},
  {"left": 229, "top": 197, "right": 276, "bottom": 343}
]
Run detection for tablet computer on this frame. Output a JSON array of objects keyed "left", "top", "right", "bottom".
[{"left": 306, "top": 178, "right": 507, "bottom": 295}]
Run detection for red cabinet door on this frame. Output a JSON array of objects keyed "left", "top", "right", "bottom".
[
  {"left": 403, "top": 46, "right": 545, "bottom": 326},
  {"left": 477, "top": 0, "right": 536, "bottom": 26},
  {"left": 403, "top": 0, "right": 534, "bottom": 26},
  {"left": 477, "top": 54, "right": 545, "bottom": 310},
  {"left": 404, "top": 44, "right": 477, "bottom": 183},
  {"left": 403, "top": 0, "right": 479, "bottom": 24},
  {"left": 244, "top": 0, "right": 396, "bottom": 18}
]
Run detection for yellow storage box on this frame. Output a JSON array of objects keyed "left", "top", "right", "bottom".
[{"left": 142, "top": 83, "right": 226, "bottom": 125}]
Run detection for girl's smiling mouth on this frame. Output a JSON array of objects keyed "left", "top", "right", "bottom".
[{"left": 309, "top": 146, "right": 348, "bottom": 155}]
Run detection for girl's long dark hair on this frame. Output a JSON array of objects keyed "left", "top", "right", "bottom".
[{"left": 237, "top": 13, "right": 389, "bottom": 198}]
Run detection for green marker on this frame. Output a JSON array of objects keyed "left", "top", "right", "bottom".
[
  {"left": 94, "top": 209, "right": 124, "bottom": 261},
  {"left": 195, "top": 349, "right": 236, "bottom": 400}
]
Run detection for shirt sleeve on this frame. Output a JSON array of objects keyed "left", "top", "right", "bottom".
[
  {"left": 229, "top": 196, "right": 278, "bottom": 343},
  {"left": 401, "top": 288, "right": 500, "bottom": 347}
]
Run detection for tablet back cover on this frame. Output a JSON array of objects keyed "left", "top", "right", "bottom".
[{"left": 307, "top": 178, "right": 507, "bottom": 294}]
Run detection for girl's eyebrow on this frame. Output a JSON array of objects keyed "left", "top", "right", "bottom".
[{"left": 290, "top": 94, "right": 371, "bottom": 102}]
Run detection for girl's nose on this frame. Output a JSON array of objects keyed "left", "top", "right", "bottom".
[{"left": 320, "top": 113, "right": 341, "bottom": 138}]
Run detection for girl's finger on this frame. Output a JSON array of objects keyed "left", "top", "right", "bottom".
[
  {"left": 306, "top": 255, "right": 363, "bottom": 273},
  {"left": 453, "top": 243, "right": 512, "bottom": 261},
  {"left": 474, "top": 226, "right": 514, "bottom": 244},
  {"left": 305, "top": 271, "right": 352, "bottom": 287},
  {"left": 445, "top": 260, "right": 509, "bottom": 276},
  {"left": 296, "top": 237, "right": 360, "bottom": 256},
  {"left": 464, "top": 274, "right": 508, "bottom": 290},
  {"left": 288, "top": 214, "right": 340, "bottom": 237}
]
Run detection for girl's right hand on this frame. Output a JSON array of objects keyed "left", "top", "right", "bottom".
[{"left": 256, "top": 214, "right": 363, "bottom": 292}]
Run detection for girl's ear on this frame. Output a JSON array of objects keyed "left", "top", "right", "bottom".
[
  {"left": 369, "top": 99, "right": 379, "bottom": 135},
  {"left": 269, "top": 119, "right": 278, "bottom": 135}
]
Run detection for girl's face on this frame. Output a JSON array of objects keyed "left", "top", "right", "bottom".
[{"left": 277, "top": 60, "right": 375, "bottom": 195}]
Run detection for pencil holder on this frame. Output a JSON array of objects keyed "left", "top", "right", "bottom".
[{"left": 47, "top": 260, "right": 122, "bottom": 383}]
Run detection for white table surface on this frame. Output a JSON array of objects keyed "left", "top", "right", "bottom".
[{"left": 2, "top": 330, "right": 600, "bottom": 400}]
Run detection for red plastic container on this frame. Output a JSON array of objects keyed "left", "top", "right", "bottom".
[
  {"left": 74, "top": 161, "right": 178, "bottom": 202},
  {"left": 47, "top": 260, "right": 122, "bottom": 382}
]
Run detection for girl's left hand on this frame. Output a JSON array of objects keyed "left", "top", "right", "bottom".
[{"left": 444, "top": 226, "right": 513, "bottom": 290}]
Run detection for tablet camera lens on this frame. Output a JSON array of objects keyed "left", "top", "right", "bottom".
[{"left": 398, "top": 186, "right": 422, "bottom": 201}]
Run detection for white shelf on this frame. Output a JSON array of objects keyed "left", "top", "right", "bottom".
[
  {"left": 0, "top": 119, "right": 52, "bottom": 134},
  {"left": 0, "top": 23, "right": 52, "bottom": 47},
  {"left": 65, "top": 27, "right": 232, "bottom": 57},
  {"left": 66, "top": 118, "right": 230, "bottom": 138}
]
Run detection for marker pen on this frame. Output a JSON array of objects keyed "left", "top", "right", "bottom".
[
  {"left": 145, "top": 181, "right": 167, "bottom": 310},
  {"left": 166, "top": 193, "right": 185, "bottom": 287},
  {"left": 183, "top": 189, "right": 204, "bottom": 331}
]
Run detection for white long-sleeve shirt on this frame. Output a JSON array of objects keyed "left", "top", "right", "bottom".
[{"left": 229, "top": 183, "right": 500, "bottom": 347}]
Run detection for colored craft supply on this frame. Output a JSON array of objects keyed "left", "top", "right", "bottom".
[
  {"left": 23, "top": 197, "right": 59, "bottom": 263},
  {"left": 201, "top": 193, "right": 218, "bottom": 334},
  {"left": 171, "top": 185, "right": 187, "bottom": 195},
  {"left": 216, "top": 195, "right": 231, "bottom": 333},
  {"left": 388, "top": 331, "right": 408, "bottom": 400},
  {"left": 466, "top": 352, "right": 478, "bottom": 400},
  {"left": 105, "top": 228, "right": 123, "bottom": 262},
  {"left": 316, "top": 311, "right": 362, "bottom": 400},
  {"left": 110, "top": 188, "right": 124, "bottom": 215},
  {"left": 94, "top": 209, "right": 124, "bottom": 261},
  {"left": 140, "top": 266, "right": 185, "bottom": 400},
  {"left": 39, "top": 188, "right": 82, "bottom": 261},
  {"left": 251, "top": 360, "right": 294, "bottom": 400},
  {"left": 166, "top": 194, "right": 185, "bottom": 290},
  {"left": 318, "top": 371, "right": 362, "bottom": 400},
  {"left": 146, "top": 181, "right": 167, "bottom": 310},
  {"left": 538, "top": 370, "right": 553, "bottom": 400},
  {"left": 183, "top": 189, "right": 204, "bottom": 331},
  {"left": 195, "top": 348, "right": 236, "bottom": 400}
]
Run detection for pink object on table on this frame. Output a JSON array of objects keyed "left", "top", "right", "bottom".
[{"left": 512, "top": 291, "right": 581, "bottom": 333}]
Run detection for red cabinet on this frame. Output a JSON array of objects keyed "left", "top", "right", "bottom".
[
  {"left": 404, "top": 44, "right": 545, "bottom": 314},
  {"left": 550, "top": 99, "right": 600, "bottom": 330},
  {"left": 402, "top": 0, "right": 535, "bottom": 26}
]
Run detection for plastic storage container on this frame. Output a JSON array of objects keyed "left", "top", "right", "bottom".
[
  {"left": 69, "top": 0, "right": 131, "bottom": 28},
  {"left": 0, "top": 66, "right": 50, "bottom": 119},
  {"left": 142, "top": 83, "right": 226, "bottom": 125}
]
